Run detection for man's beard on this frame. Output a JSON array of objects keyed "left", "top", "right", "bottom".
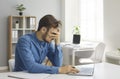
[{"left": 42, "top": 31, "right": 49, "bottom": 42}]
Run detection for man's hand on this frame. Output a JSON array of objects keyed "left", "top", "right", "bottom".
[
  {"left": 58, "top": 65, "right": 79, "bottom": 74},
  {"left": 49, "top": 28, "right": 60, "bottom": 45}
]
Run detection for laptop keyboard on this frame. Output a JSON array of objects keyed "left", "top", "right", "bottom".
[
  {"left": 76, "top": 67, "right": 94, "bottom": 75},
  {"left": 71, "top": 64, "right": 95, "bottom": 76}
]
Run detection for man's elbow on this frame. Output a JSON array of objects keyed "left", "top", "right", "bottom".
[{"left": 26, "top": 65, "right": 39, "bottom": 73}]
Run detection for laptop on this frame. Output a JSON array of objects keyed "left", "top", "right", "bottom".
[{"left": 69, "top": 64, "right": 95, "bottom": 76}]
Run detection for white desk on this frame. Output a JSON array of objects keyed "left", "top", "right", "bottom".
[
  {"left": 61, "top": 42, "right": 98, "bottom": 66},
  {"left": 1, "top": 63, "right": 120, "bottom": 79},
  {"left": 0, "top": 72, "right": 50, "bottom": 79},
  {"left": 94, "top": 62, "right": 120, "bottom": 79},
  {"left": 48, "top": 62, "right": 120, "bottom": 79}
]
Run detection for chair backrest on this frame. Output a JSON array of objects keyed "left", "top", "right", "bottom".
[
  {"left": 8, "top": 59, "right": 15, "bottom": 72},
  {"left": 91, "top": 42, "right": 105, "bottom": 62}
]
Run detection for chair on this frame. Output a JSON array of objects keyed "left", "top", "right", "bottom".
[
  {"left": 79, "top": 42, "right": 106, "bottom": 64},
  {"left": 8, "top": 58, "right": 52, "bottom": 72},
  {"left": 8, "top": 59, "right": 15, "bottom": 72}
]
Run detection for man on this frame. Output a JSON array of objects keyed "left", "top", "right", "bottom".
[{"left": 14, "top": 14, "right": 79, "bottom": 74}]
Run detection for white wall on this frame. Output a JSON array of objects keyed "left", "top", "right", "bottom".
[
  {"left": 0, "top": 0, "right": 61, "bottom": 66},
  {"left": 104, "top": 0, "right": 120, "bottom": 52}
]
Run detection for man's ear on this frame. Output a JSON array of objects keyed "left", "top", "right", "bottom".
[{"left": 41, "top": 27, "right": 47, "bottom": 33}]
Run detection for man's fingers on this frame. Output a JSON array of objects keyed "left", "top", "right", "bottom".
[
  {"left": 69, "top": 71, "right": 78, "bottom": 74},
  {"left": 71, "top": 67, "right": 79, "bottom": 73},
  {"left": 51, "top": 32, "right": 60, "bottom": 36},
  {"left": 67, "top": 69, "right": 79, "bottom": 74},
  {"left": 48, "top": 32, "right": 60, "bottom": 39}
]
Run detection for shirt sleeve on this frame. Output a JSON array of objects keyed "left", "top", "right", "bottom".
[
  {"left": 16, "top": 37, "right": 59, "bottom": 74},
  {"left": 47, "top": 42, "right": 63, "bottom": 67}
]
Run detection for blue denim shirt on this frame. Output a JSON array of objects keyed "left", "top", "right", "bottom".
[{"left": 14, "top": 32, "right": 63, "bottom": 74}]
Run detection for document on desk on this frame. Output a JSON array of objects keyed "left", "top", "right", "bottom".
[{"left": 7, "top": 72, "right": 50, "bottom": 79}]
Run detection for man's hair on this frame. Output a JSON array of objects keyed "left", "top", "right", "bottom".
[{"left": 37, "top": 15, "right": 61, "bottom": 31}]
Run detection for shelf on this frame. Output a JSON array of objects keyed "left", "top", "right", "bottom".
[
  {"left": 12, "top": 41, "right": 17, "bottom": 43},
  {"left": 12, "top": 54, "right": 15, "bottom": 57},
  {"left": 8, "top": 16, "right": 36, "bottom": 60},
  {"left": 11, "top": 16, "right": 36, "bottom": 18},
  {"left": 12, "top": 28, "right": 35, "bottom": 30}
]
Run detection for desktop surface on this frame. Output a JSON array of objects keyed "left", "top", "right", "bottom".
[{"left": 0, "top": 62, "right": 120, "bottom": 79}]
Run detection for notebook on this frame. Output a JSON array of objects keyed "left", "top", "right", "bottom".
[{"left": 69, "top": 64, "right": 95, "bottom": 76}]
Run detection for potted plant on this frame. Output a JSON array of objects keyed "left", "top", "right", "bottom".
[
  {"left": 16, "top": 4, "right": 26, "bottom": 16},
  {"left": 73, "top": 26, "right": 81, "bottom": 44},
  {"left": 117, "top": 48, "right": 120, "bottom": 52}
]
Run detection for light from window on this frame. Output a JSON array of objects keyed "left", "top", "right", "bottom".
[{"left": 80, "top": 0, "right": 103, "bottom": 41}]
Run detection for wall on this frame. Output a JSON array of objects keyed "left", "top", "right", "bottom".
[
  {"left": 0, "top": 0, "right": 61, "bottom": 66},
  {"left": 61, "top": 0, "right": 80, "bottom": 42},
  {"left": 104, "top": 0, "right": 120, "bottom": 52}
]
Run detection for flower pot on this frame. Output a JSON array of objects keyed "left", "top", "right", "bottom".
[
  {"left": 19, "top": 12, "right": 23, "bottom": 16},
  {"left": 73, "top": 34, "right": 81, "bottom": 44}
]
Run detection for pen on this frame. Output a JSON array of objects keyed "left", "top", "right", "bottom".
[{"left": 8, "top": 75, "right": 27, "bottom": 79}]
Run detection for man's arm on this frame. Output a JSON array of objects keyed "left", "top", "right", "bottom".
[
  {"left": 46, "top": 29, "right": 79, "bottom": 74},
  {"left": 47, "top": 28, "right": 63, "bottom": 66},
  {"left": 47, "top": 42, "right": 63, "bottom": 67},
  {"left": 15, "top": 37, "right": 59, "bottom": 74}
]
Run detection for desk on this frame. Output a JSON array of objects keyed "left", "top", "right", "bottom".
[
  {"left": 61, "top": 42, "right": 98, "bottom": 66},
  {"left": 48, "top": 62, "right": 120, "bottom": 79},
  {"left": 1, "top": 63, "right": 120, "bottom": 79},
  {"left": 0, "top": 72, "right": 50, "bottom": 79},
  {"left": 93, "top": 62, "right": 120, "bottom": 79}
]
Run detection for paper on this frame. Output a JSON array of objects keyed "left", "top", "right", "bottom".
[{"left": 7, "top": 72, "right": 50, "bottom": 79}]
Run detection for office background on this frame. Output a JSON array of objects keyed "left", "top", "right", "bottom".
[
  {"left": 0, "top": 0, "right": 120, "bottom": 68},
  {"left": 0, "top": 0, "right": 62, "bottom": 67}
]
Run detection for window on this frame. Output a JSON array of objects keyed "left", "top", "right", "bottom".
[
  {"left": 62, "top": 0, "right": 103, "bottom": 42},
  {"left": 80, "top": 0, "right": 103, "bottom": 41}
]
